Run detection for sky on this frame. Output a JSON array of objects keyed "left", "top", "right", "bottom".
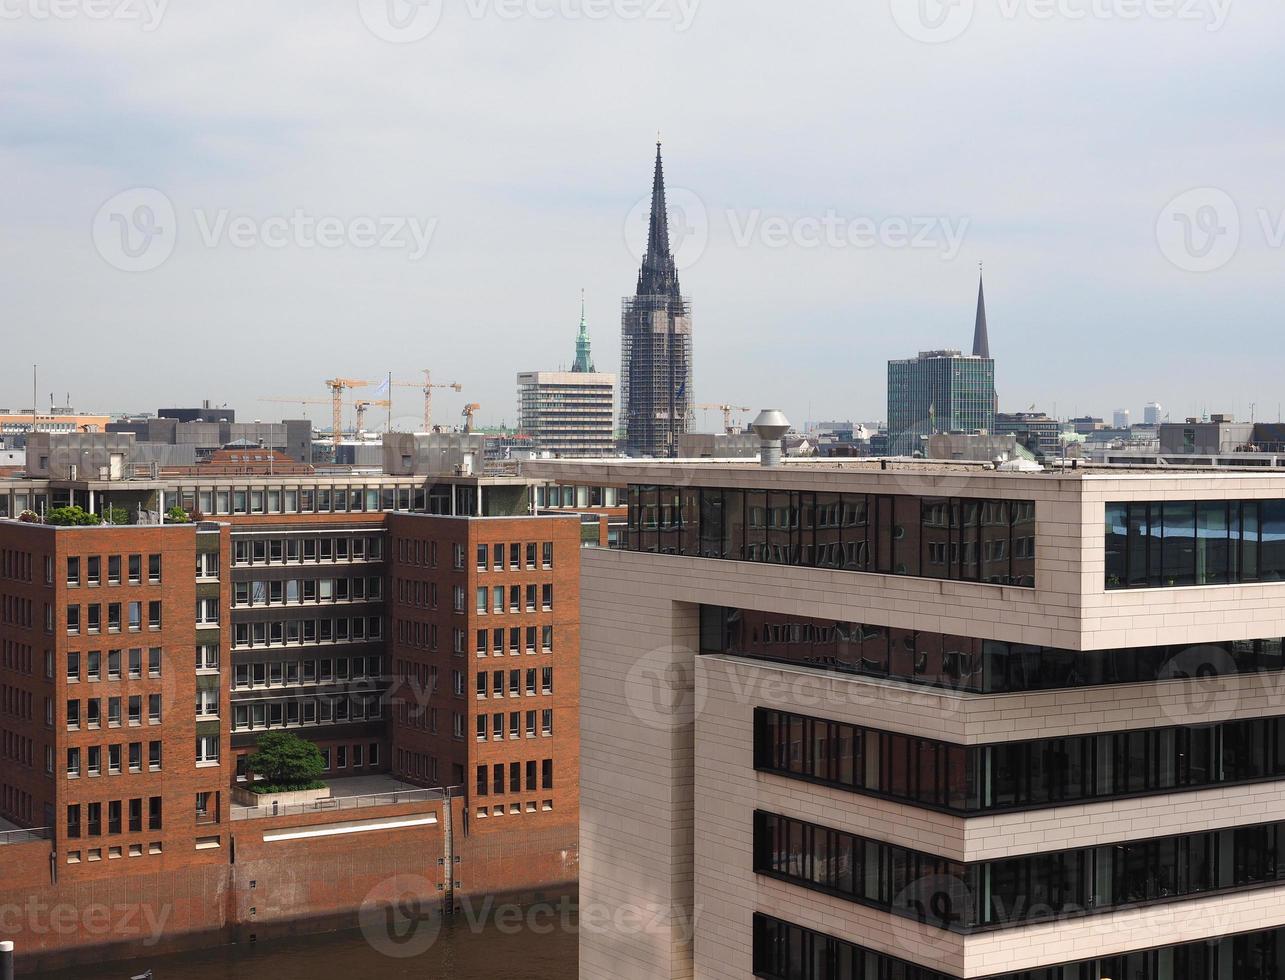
[{"left": 2, "top": 0, "right": 1284, "bottom": 432}]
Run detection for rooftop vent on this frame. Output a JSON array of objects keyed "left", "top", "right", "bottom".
[{"left": 751, "top": 409, "right": 790, "bottom": 468}]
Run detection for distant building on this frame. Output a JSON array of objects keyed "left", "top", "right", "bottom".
[
  {"left": 886, "top": 272, "right": 996, "bottom": 455},
  {"left": 995, "top": 412, "right": 1062, "bottom": 459},
  {"left": 887, "top": 350, "right": 995, "bottom": 455},
  {"left": 158, "top": 401, "right": 235, "bottom": 423},
  {"left": 1158, "top": 416, "right": 1254, "bottom": 455},
  {"left": 518, "top": 298, "right": 617, "bottom": 458},
  {"left": 0, "top": 409, "right": 109, "bottom": 437},
  {"left": 518, "top": 372, "right": 616, "bottom": 458},
  {"left": 1070, "top": 416, "right": 1106, "bottom": 435},
  {"left": 108, "top": 413, "right": 311, "bottom": 464},
  {"left": 1113, "top": 408, "right": 1132, "bottom": 429},
  {"left": 677, "top": 432, "right": 761, "bottom": 459},
  {"left": 1145, "top": 401, "right": 1164, "bottom": 425}
]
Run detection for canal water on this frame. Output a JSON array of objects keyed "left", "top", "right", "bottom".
[{"left": 30, "top": 910, "right": 578, "bottom": 980}]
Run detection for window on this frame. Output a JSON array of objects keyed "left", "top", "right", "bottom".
[
  {"left": 477, "top": 544, "right": 488, "bottom": 569},
  {"left": 148, "top": 796, "right": 162, "bottom": 831},
  {"left": 148, "top": 554, "right": 161, "bottom": 584},
  {"left": 128, "top": 602, "right": 142, "bottom": 631},
  {"left": 542, "top": 708, "right": 553, "bottom": 735},
  {"left": 148, "top": 602, "right": 161, "bottom": 629},
  {"left": 541, "top": 759, "right": 554, "bottom": 789},
  {"left": 87, "top": 556, "right": 100, "bottom": 586},
  {"left": 196, "top": 736, "right": 219, "bottom": 764},
  {"left": 66, "top": 556, "right": 80, "bottom": 586},
  {"left": 128, "top": 555, "right": 141, "bottom": 584},
  {"left": 542, "top": 584, "right": 553, "bottom": 610},
  {"left": 148, "top": 647, "right": 161, "bottom": 676},
  {"left": 197, "top": 645, "right": 220, "bottom": 670},
  {"left": 542, "top": 542, "right": 553, "bottom": 568},
  {"left": 475, "top": 587, "right": 486, "bottom": 613}
]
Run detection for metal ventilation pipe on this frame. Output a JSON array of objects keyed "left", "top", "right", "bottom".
[{"left": 750, "top": 410, "right": 790, "bottom": 467}]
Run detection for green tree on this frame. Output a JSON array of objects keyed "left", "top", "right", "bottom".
[
  {"left": 45, "top": 505, "right": 100, "bottom": 526},
  {"left": 102, "top": 506, "right": 130, "bottom": 526},
  {"left": 165, "top": 505, "right": 193, "bottom": 524},
  {"left": 246, "top": 732, "right": 326, "bottom": 791}
]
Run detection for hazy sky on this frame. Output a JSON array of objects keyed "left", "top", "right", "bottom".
[{"left": 2, "top": 0, "right": 1283, "bottom": 431}]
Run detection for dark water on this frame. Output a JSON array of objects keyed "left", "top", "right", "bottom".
[{"left": 31, "top": 911, "right": 578, "bottom": 980}]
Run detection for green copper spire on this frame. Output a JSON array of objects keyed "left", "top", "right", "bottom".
[{"left": 572, "top": 288, "right": 595, "bottom": 373}]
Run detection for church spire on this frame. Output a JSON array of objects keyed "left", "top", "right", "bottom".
[
  {"left": 637, "top": 140, "right": 681, "bottom": 299},
  {"left": 572, "top": 288, "right": 595, "bottom": 373},
  {"left": 972, "top": 263, "right": 990, "bottom": 359}
]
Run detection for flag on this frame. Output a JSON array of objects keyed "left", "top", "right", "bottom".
[{"left": 374, "top": 377, "right": 390, "bottom": 396}]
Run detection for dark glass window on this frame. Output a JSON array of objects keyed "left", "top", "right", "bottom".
[
  {"left": 756, "top": 707, "right": 1285, "bottom": 816},
  {"left": 756, "top": 810, "right": 1285, "bottom": 934},
  {"left": 753, "top": 912, "right": 1285, "bottom": 980},
  {"left": 701, "top": 605, "right": 1285, "bottom": 695},
  {"left": 626, "top": 485, "right": 1034, "bottom": 587},
  {"left": 1106, "top": 497, "right": 1285, "bottom": 589}
]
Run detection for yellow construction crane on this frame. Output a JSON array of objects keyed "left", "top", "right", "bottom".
[
  {"left": 462, "top": 402, "right": 481, "bottom": 434},
  {"left": 353, "top": 399, "right": 392, "bottom": 433},
  {"left": 324, "top": 378, "right": 371, "bottom": 448},
  {"left": 694, "top": 403, "right": 753, "bottom": 434},
  {"left": 390, "top": 370, "right": 463, "bottom": 432}
]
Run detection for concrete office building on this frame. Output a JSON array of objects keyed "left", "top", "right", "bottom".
[
  {"left": 517, "top": 372, "right": 616, "bottom": 458},
  {"left": 1145, "top": 402, "right": 1164, "bottom": 426},
  {"left": 526, "top": 455, "right": 1285, "bottom": 980}
]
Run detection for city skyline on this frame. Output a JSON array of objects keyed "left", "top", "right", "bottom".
[{"left": 2, "top": 4, "right": 1284, "bottom": 430}]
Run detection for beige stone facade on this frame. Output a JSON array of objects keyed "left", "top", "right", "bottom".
[{"left": 540, "top": 460, "right": 1285, "bottom": 979}]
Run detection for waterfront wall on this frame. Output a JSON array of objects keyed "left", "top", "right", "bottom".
[{"left": 1, "top": 796, "right": 578, "bottom": 973}]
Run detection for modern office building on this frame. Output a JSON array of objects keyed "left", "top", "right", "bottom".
[
  {"left": 886, "top": 351, "right": 995, "bottom": 455},
  {"left": 621, "top": 142, "right": 694, "bottom": 458},
  {"left": 1113, "top": 408, "right": 1132, "bottom": 429},
  {"left": 518, "top": 305, "right": 617, "bottom": 458},
  {"left": 887, "top": 274, "right": 996, "bottom": 457},
  {"left": 525, "top": 455, "right": 1285, "bottom": 980},
  {"left": 1145, "top": 402, "right": 1164, "bottom": 426}
]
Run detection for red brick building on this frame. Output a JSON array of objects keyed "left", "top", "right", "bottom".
[{"left": 0, "top": 468, "right": 601, "bottom": 969}]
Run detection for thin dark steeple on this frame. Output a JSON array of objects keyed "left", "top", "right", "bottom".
[
  {"left": 637, "top": 140, "right": 682, "bottom": 300},
  {"left": 972, "top": 263, "right": 990, "bottom": 359}
]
